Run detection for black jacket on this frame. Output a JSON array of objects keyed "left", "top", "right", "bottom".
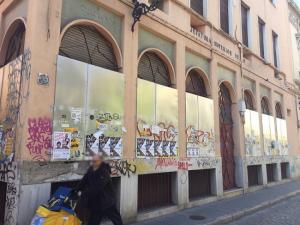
[{"left": 75, "top": 163, "right": 116, "bottom": 211}]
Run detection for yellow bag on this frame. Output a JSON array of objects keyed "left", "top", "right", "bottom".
[{"left": 30, "top": 206, "right": 82, "bottom": 225}]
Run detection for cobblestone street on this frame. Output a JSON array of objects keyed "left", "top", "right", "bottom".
[{"left": 229, "top": 195, "right": 300, "bottom": 225}]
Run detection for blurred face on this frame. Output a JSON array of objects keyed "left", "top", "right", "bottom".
[{"left": 91, "top": 154, "right": 103, "bottom": 169}]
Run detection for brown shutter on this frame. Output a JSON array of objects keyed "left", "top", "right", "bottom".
[
  {"left": 241, "top": 3, "right": 249, "bottom": 47},
  {"left": 261, "top": 97, "right": 270, "bottom": 115},
  {"left": 220, "top": 0, "right": 229, "bottom": 33},
  {"left": 59, "top": 25, "right": 118, "bottom": 71},
  {"left": 244, "top": 90, "right": 254, "bottom": 110},
  {"left": 191, "top": 0, "right": 204, "bottom": 16},
  {"left": 138, "top": 52, "right": 171, "bottom": 87}
]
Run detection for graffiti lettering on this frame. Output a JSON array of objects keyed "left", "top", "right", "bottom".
[
  {"left": 26, "top": 117, "right": 52, "bottom": 161},
  {"left": 97, "top": 113, "right": 120, "bottom": 123},
  {"left": 110, "top": 160, "right": 137, "bottom": 177}
]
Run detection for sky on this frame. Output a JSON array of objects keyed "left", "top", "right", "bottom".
[{"left": 296, "top": 0, "right": 300, "bottom": 7}]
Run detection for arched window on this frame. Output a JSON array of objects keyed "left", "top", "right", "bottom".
[
  {"left": 186, "top": 69, "right": 208, "bottom": 97},
  {"left": 275, "top": 102, "right": 283, "bottom": 119},
  {"left": 59, "top": 25, "right": 118, "bottom": 71},
  {"left": 244, "top": 90, "right": 254, "bottom": 110},
  {"left": 3, "top": 22, "right": 25, "bottom": 65},
  {"left": 261, "top": 97, "right": 270, "bottom": 115},
  {"left": 138, "top": 52, "right": 171, "bottom": 87}
]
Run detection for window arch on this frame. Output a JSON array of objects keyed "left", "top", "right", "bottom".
[
  {"left": 261, "top": 97, "right": 270, "bottom": 115},
  {"left": 138, "top": 52, "right": 171, "bottom": 87},
  {"left": 275, "top": 102, "right": 283, "bottom": 119},
  {"left": 59, "top": 25, "right": 118, "bottom": 71},
  {"left": 244, "top": 90, "right": 254, "bottom": 110},
  {"left": 2, "top": 21, "right": 25, "bottom": 66},
  {"left": 186, "top": 69, "right": 208, "bottom": 97}
]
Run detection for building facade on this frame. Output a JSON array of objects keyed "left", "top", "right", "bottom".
[{"left": 0, "top": 0, "right": 299, "bottom": 224}]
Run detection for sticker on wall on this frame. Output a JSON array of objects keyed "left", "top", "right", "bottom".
[
  {"left": 64, "top": 128, "right": 81, "bottom": 159},
  {"left": 52, "top": 131, "right": 71, "bottom": 160}
]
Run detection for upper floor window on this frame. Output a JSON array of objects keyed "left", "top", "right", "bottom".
[
  {"left": 241, "top": 2, "right": 249, "bottom": 47},
  {"left": 191, "top": 0, "right": 204, "bottom": 16},
  {"left": 258, "top": 18, "right": 266, "bottom": 59},
  {"left": 272, "top": 31, "right": 279, "bottom": 68},
  {"left": 220, "top": 0, "right": 229, "bottom": 34},
  {"left": 149, "top": 0, "right": 164, "bottom": 11}
]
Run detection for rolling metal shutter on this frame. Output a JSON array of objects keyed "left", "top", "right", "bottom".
[
  {"left": 186, "top": 70, "right": 207, "bottom": 97},
  {"left": 138, "top": 52, "right": 171, "bottom": 87},
  {"left": 59, "top": 25, "right": 118, "bottom": 71}
]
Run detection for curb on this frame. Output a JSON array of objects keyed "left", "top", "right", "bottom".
[{"left": 204, "top": 190, "right": 300, "bottom": 225}]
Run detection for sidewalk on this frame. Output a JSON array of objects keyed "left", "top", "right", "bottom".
[{"left": 133, "top": 180, "right": 300, "bottom": 225}]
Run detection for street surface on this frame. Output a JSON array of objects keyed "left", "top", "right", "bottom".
[{"left": 229, "top": 195, "right": 300, "bottom": 225}]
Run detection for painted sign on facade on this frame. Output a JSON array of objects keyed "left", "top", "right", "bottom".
[
  {"left": 244, "top": 110, "right": 261, "bottom": 156},
  {"left": 54, "top": 56, "right": 124, "bottom": 160},
  {"left": 262, "top": 114, "right": 277, "bottom": 156},
  {"left": 136, "top": 79, "right": 178, "bottom": 158},
  {"left": 186, "top": 93, "right": 215, "bottom": 157},
  {"left": 276, "top": 118, "right": 288, "bottom": 155}
]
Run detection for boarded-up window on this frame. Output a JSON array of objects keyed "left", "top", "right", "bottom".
[
  {"left": 138, "top": 52, "right": 171, "bottom": 87},
  {"left": 241, "top": 3, "right": 249, "bottom": 47},
  {"left": 220, "top": 0, "right": 229, "bottom": 34},
  {"left": 191, "top": 0, "right": 204, "bottom": 16},
  {"left": 59, "top": 25, "right": 118, "bottom": 71},
  {"left": 258, "top": 18, "right": 265, "bottom": 59},
  {"left": 272, "top": 31, "right": 278, "bottom": 68}
]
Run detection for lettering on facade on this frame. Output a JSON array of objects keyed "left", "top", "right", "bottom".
[{"left": 190, "top": 27, "right": 240, "bottom": 61}]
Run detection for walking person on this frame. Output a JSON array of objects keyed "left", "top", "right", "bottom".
[{"left": 72, "top": 153, "right": 123, "bottom": 225}]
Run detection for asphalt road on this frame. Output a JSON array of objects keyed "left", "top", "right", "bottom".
[{"left": 229, "top": 195, "right": 300, "bottom": 225}]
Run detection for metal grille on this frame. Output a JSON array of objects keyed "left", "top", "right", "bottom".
[
  {"left": 3, "top": 23, "right": 25, "bottom": 66},
  {"left": 261, "top": 97, "right": 270, "bottom": 115},
  {"left": 138, "top": 173, "right": 173, "bottom": 211},
  {"left": 275, "top": 102, "right": 283, "bottom": 119},
  {"left": 138, "top": 52, "right": 171, "bottom": 87},
  {"left": 0, "top": 182, "right": 6, "bottom": 225},
  {"left": 267, "top": 164, "right": 275, "bottom": 183},
  {"left": 59, "top": 25, "right": 118, "bottom": 71},
  {"left": 247, "top": 165, "right": 259, "bottom": 186},
  {"left": 219, "top": 83, "right": 235, "bottom": 190},
  {"left": 191, "top": 0, "right": 203, "bottom": 16},
  {"left": 186, "top": 70, "right": 207, "bottom": 97},
  {"left": 189, "top": 169, "right": 211, "bottom": 200},
  {"left": 244, "top": 90, "right": 254, "bottom": 110},
  {"left": 281, "top": 163, "right": 288, "bottom": 179}
]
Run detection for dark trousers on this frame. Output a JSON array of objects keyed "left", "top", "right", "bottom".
[{"left": 88, "top": 205, "right": 123, "bottom": 225}]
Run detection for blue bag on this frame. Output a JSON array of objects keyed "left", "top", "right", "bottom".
[{"left": 48, "top": 187, "right": 76, "bottom": 215}]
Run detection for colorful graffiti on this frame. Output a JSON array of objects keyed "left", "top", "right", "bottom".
[{"left": 26, "top": 117, "right": 52, "bottom": 161}]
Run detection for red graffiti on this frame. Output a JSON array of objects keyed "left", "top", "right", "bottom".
[
  {"left": 26, "top": 117, "right": 52, "bottom": 161},
  {"left": 155, "top": 158, "right": 178, "bottom": 170},
  {"left": 137, "top": 120, "right": 177, "bottom": 141},
  {"left": 155, "top": 158, "right": 192, "bottom": 171}
]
